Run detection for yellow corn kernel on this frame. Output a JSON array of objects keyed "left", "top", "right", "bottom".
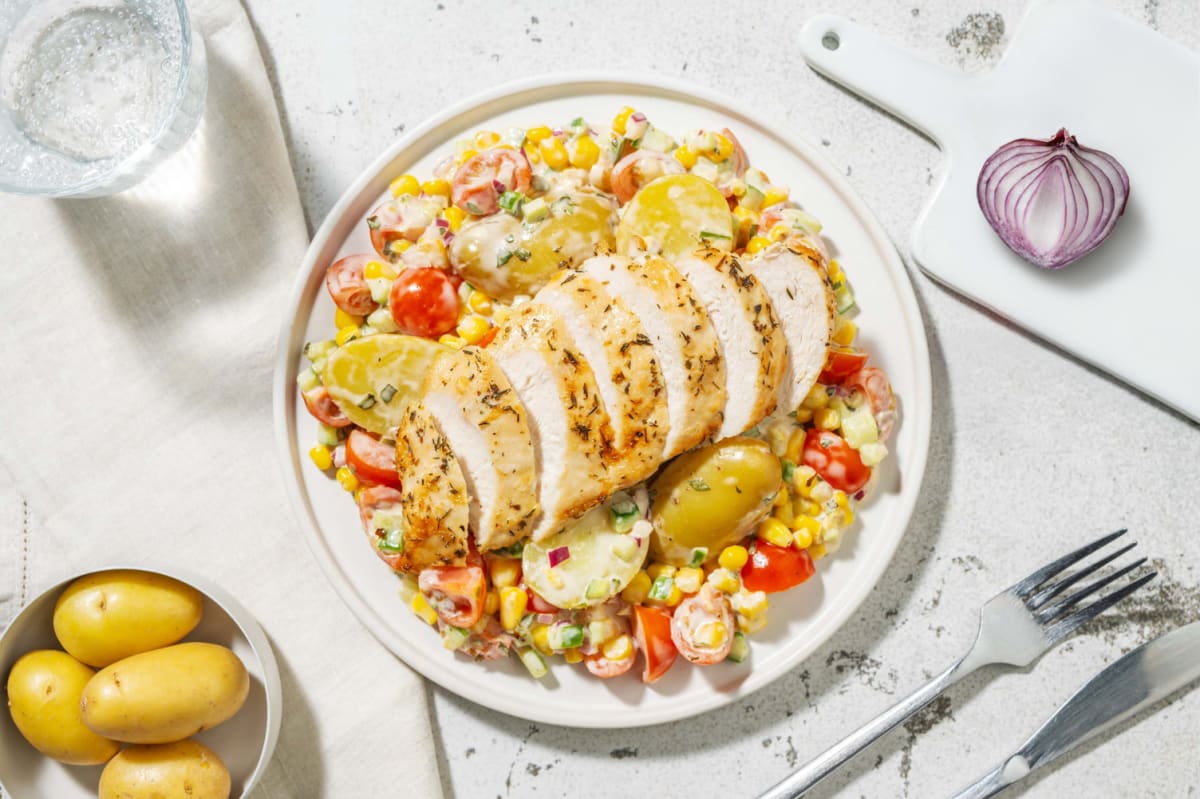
[
  {"left": 811, "top": 480, "right": 834, "bottom": 503},
  {"left": 389, "top": 239, "right": 412, "bottom": 254},
  {"left": 646, "top": 562, "right": 676, "bottom": 580},
  {"left": 772, "top": 494, "right": 795, "bottom": 527},
  {"left": 526, "top": 125, "right": 553, "bottom": 143},
  {"left": 484, "top": 590, "right": 499, "bottom": 616},
  {"left": 490, "top": 558, "right": 521, "bottom": 589},
  {"left": 334, "top": 308, "right": 363, "bottom": 330},
  {"left": 834, "top": 490, "right": 850, "bottom": 509},
  {"left": 737, "top": 613, "right": 768, "bottom": 634},
  {"left": 832, "top": 317, "right": 858, "bottom": 346},
  {"left": 563, "top": 648, "right": 584, "bottom": 664},
  {"left": 438, "top": 334, "right": 466, "bottom": 350},
  {"left": 499, "top": 586, "right": 527, "bottom": 631},
  {"left": 693, "top": 620, "right": 729, "bottom": 649},
  {"left": 474, "top": 130, "right": 501, "bottom": 149},
  {"left": 335, "top": 324, "right": 360, "bottom": 346},
  {"left": 455, "top": 148, "right": 478, "bottom": 165},
  {"left": 814, "top": 407, "right": 841, "bottom": 430},
  {"left": 793, "top": 516, "right": 821, "bottom": 549},
  {"left": 711, "top": 133, "right": 734, "bottom": 162},
  {"left": 648, "top": 583, "right": 684, "bottom": 608},
  {"left": 456, "top": 315, "right": 491, "bottom": 345},
  {"left": 757, "top": 517, "right": 794, "bottom": 548},
  {"left": 523, "top": 143, "right": 542, "bottom": 164},
  {"left": 336, "top": 466, "right": 359, "bottom": 492},
  {"left": 570, "top": 135, "right": 600, "bottom": 169},
  {"left": 467, "top": 291, "right": 493, "bottom": 316},
  {"left": 492, "top": 305, "right": 511, "bottom": 325},
  {"left": 745, "top": 235, "right": 771, "bottom": 255},
  {"left": 675, "top": 566, "right": 704, "bottom": 594},
  {"left": 793, "top": 407, "right": 814, "bottom": 423},
  {"left": 442, "top": 206, "right": 465, "bottom": 231},
  {"left": 411, "top": 594, "right": 438, "bottom": 626},
  {"left": 736, "top": 589, "right": 769, "bottom": 619},
  {"left": 602, "top": 634, "right": 633, "bottom": 661},
  {"left": 612, "top": 106, "right": 634, "bottom": 136},
  {"left": 421, "top": 178, "right": 451, "bottom": 199},
  {"left": 708, "top": 568, "right": 741, "bottom": 594},
  {"left": 803, "top": 385, "right": 830, "bottom": 412},
  {"left": 364, "top": 260, "right": 396, "bottom": 280},
  {"left": 621, "top": 571, "right": 652, "bottom": 604},
  {"left": 539, "top": 137, "right": 568, "bottom": 170},
  {"left": 389, "top": 173, "right": 420, "bottom": 197},
  {"left": 762, "top": 188, "right": 789, "bottom": 208},
  {"left": 810, "top": 542, "right": 829, "bottom": 560},
  {"left": 531, "top": 623, "right": 552, "bottom": 655},
  {"left": 674, "top": 145, "right": 698, "bottom": 169},
  {"left": 768, "top": 222, "right": 792, "bottom": 242},
  {"left": 308, "top": 445, "right": 333, "bottom": 471},
  {"left": 718, "top": 545, "right": 749, "bottom": 571},
  {"left": 827, "top": 258, "right": 845, "bottom": 282}
]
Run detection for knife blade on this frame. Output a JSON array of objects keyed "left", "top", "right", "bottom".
[{"left": 951, "top": 620, "right": 1200, "bottom": 798}]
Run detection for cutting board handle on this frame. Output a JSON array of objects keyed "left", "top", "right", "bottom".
[{"left": 799, "top": 15, "right": 972, "bottom": 147}]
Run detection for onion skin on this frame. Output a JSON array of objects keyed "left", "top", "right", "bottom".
[{"left": 977, "top": 129, "right": 1130, "bottom": 270}]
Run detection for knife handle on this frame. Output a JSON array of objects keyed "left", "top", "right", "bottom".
[{"left": 948, "top": 763, "right": 1012, "bottom": 799}]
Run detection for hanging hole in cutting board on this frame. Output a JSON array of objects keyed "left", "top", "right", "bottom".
[{"left": 821, "top": 32, "right": 840, "bottom": 51}]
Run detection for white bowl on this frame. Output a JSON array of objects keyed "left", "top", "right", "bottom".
[{"left": 0, "top": 566, "right": 281, "bottom": 799}]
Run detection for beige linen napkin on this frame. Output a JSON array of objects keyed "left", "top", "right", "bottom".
[{"left": 0, "top": 1, "right": 442, "bottom": 796}]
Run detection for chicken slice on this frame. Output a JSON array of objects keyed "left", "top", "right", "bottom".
[
  {"left": 673, "top": 246, "right": 786, "bottom": 439},
  {"left": 392, "top": 401, "right": 471, "bottom": 573},
  {"left": 421, "top": 346, "right": 539, "bottom": 551},
  {"left": 580, "top": 253, "right": 726, "bottom": 458},
  {"left": 534, "top": 268, "right": 667, "bottom": 485},
  {"left": 489, "top": 303, "right": 616, "bottom": 540},
  {"left": 745, "top": 240, "right": 837, "bottom": 415}
]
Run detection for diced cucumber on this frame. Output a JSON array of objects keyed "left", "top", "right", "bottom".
[
  {"left": 728, "top": 632, "right": 750, "bottom": 663},
  {"left": 304, "top": 339, "right": 336, "bottom": 363},
  {"left": 585, "top": 578, "right": 618, "bottom": 600},
  {"left": 367, "top": 307, "right": 399, "bottom": 333},
  {"left": 504, "top": 127, "right": 526, "bottom": 148},
  {"left": 397, "top": 576, "right": 418, "bottom": 604},
  {"left": 688, "top": 548, "right": 708, "bottom": 567},
  {"left": 316, "top": 423, "right": 342, "bottom": 447},
  {"left": 741, "top": 184, "right": 765, "bottom": 212},
  {"left": 779, "top": 208, "right": 823, "bottom": 236},
  {"left": 296, "top": 369, "right": 320, "bottom": 393},
  {"left": 550, "top": 623, "right": 584, "bottom": 649},
  {"left": 858, "top": 442, "right": 889, "bottom": 468},
  {"left": 639, "top": 124, "right": 677, "bottom": 153},
  {"left": 834, "top": 282, "right": 856, "bottom": 313},
  {"left": 522, "top": 196, "right": 549, "bottom": 223},
  {"left": 691, "top": 157, "right": 719, "bottom": 183},
  {"left": 443, "top": 626, "right": 470, "bottom": 651},
  {"left": 518, "top": 648, "right": 548, "bottom": 679},
  {"left": 368, "top": 277, "right": 393, "bottom": 305},
  {"left": 840, "top": 405, "right": 879, "bottom": 449}
]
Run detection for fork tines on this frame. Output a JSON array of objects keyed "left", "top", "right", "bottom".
[{"left": 1011, "top": 528, "right": 1157, "bottom": 641}]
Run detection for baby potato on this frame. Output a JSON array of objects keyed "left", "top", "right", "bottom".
[
  {"left": 99, "top": 739, "right": 231, "bottom": 799},
  {"left": 82, "top": 642, "right": 249, "bottom": 744},
  {"left": 6, "top": 649, "right": 119, "bottom": 765},
  {"left": 54, "top": 569, "right": 203, "bottom": 667},
  {"left": 650, "top": 437, "right": 782, "bottom": 565}
]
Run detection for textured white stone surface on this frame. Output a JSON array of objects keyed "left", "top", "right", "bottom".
[{"left": 243, "top": 1, "right": 1200, "bottom": 796}]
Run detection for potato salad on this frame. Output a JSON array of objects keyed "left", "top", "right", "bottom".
[{"left": 297, "top": 108, "right": 897, "bottom": 682}]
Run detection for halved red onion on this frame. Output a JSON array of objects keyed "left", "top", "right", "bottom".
[{"left": 976, "top": 129, "right": 1129, "bottom": 270}]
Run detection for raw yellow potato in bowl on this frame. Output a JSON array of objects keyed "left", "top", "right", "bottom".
[
  {"left": 6, "top": 649, "right": 119, "bottom": 765},
  {"left": 53, "top": 569, "right": 204, "bottom": 667},
  {"left": 99, "top": 739, "right": 231, "bottom": 799},
  {"left": 82, "top": 642, "right": 250, "bottom": 744}
]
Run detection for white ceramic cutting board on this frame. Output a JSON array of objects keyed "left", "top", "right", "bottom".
[{"left": 800, "top": 0, "right": 1200, "bottom": 422}]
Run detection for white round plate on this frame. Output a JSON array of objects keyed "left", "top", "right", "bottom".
[{"left": 273, "top": 73, "right": 931, "bottom": 728}]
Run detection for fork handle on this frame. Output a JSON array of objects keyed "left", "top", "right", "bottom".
[{"left": 758, "top": 660, "right": 972, "bottom": 798}]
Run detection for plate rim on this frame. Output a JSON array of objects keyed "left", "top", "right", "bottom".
[{"left": 272, "top": 70, "right": 933, "bottom": 728}]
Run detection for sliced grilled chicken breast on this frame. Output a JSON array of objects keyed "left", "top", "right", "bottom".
[
  {"left": 393, "top": 401, "right": 470, "bottom": 573},
  {"left": 421, "top": 346, "right": 539, "bottom": 551},
  {"left": 535, "top": 268, "right": 668, "bottom": 485},
  {"left": 490, "top": 303, "right": 616, "bottom": 540},
  {"left": 673, "top": 246, "right": 786, "bottom": 439},
  {"left": 580, "top": 253, "right": 726, "bottom": 458},
  {"left": 746, "top": 241, "right": 837, "bottom": 415}
]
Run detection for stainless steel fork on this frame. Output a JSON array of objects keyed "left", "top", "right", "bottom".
[{"left": 758, "top": 529, "right": 1156, "bottom": 799}]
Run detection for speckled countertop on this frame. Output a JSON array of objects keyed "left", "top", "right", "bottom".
[{"left": 242, "top": 1, "right": 1200, "bottom": 796}]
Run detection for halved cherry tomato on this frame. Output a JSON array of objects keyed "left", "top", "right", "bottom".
[
  {"left": 741, "top": 542, "right": 815, "bottom": 594},
  {"left": 802, "top": 428, "right": 871, "bottom": 494},
  {"left": 346, "top": 429, "right": 402, "bottom": 489},
  {"left": 302, "top": 386, "right": 352, "bottom": 427},
  {"left": 358, "top": 486, "right": 406, "bottom": 571},
  {"left": 368, "top": 196, "right": 442, "bottom": 261},
  {"left": 325, "top": 254, "right": 378, "bottom": 316},
  {"left": 418, "top": 565, "right": 486, "bottom": 628},
  {"left": 845, "top": 366, "right": 896, "bottom": 443},
  {"left": 526, "top": 589, "right": 560, "bottom": 614},
  {"left": 819, "top": 346, "right": 869, "bottom": 384},
  {"left": 389, "top": 268, "right": 459, "bottom": 338},
  {"left": 451, "top": 149, "right": 531, "bottom": 216},
  {"left": 633, "top": 605, "right": 678, "bottom": 683},
  {"left": 584, "top": 650, "right": 636, "bottom": 679}
]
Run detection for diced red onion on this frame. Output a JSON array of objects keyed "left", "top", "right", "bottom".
[
  {"left": 548, "top": 546, "right": 570, "bottom": 567},
  {"left": 551, "top": 127, "right": 563, "bottom": 137},
  {"left": 536, "top": 613, "right": 558, "bottom": 625},
  {"left": 630, "top": 112, "right": 646, "bottom": 122},
  {"left": 976, "top": 128, "right": 1129, "bottom": 270},
  {"left": 492, "top": 179, "right": 506, "bottom": 193},
  {"left": 434, "top": 217, "right": 450, "bottom": 229}
]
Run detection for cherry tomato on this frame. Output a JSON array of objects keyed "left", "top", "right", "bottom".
[
  {"left": 458, "top": 616, "right": 516, "bottom": 661},
  {"left": 418, "top": 565, "right": 486, "bottom": 628},
  {"left": 845, "top": 366, "right": 897, "bottom": 443},
  {"left": 610, "top": 150, "right": 684, "bottom": 204},
  {"left": 584, "top": 650, "right": 636, "bottom": 679},
  {"left": 633, "top": 605, "right": 678, "bottom": 683},
  {"left": 325, "top": 254, "right": 378, "bottom": 316},
  {"left": 346, "top": 429, "right": 402, "bottom": 489},
  {"left": 358, "top": 486, "right": 406, "bottom": 571},
  {"left": 451, "top": 149, "right": 531, "bottom": 216},
  {"left": 819, "top": 347, "right": 869, "bottom": 384},
  {"left": 368, "top": 196, "right": 441, "bottom": 262},
  {"left": 302, "top": 386, "right": 352, "bottom": 427},
  {"left": 741, "top": 542, "right": 815, "bottom": 594},
  {"left": 722, "top": 127, "right": 749, "bottom": 178},
  {"left": 526, "top": 589, "right": 560, "bottom": 614},
  {"left": 389, "top": 268, "right": 459, "bottom": 338},
  {"left": 802, "top": 428, "right": 871, "bottom": 494}
]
